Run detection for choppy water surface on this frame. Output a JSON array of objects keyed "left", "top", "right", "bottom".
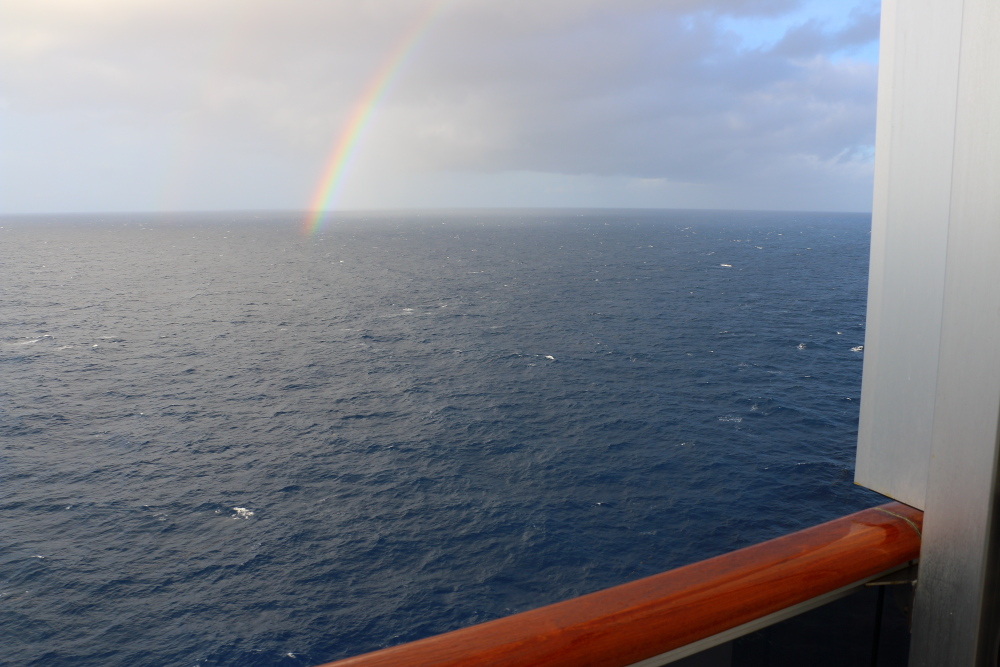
[{"left": 0, "top": 209, "right": 880, "bottom": 666}]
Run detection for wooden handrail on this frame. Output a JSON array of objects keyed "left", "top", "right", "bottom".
[{"left": 316, "top": 501, "right": 922, "bottom": 667}]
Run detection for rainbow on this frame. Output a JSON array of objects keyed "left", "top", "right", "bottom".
[{"left": 302, "top": 0, "right": 450, "bottom": 234}]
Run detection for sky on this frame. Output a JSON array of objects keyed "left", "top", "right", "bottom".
[{"left": 0, "top": 0, "right": 881, "bottom": 215}]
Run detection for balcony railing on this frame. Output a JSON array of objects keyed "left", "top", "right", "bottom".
[{"left": 315, "top": 501, "right": 922, "bottom": 667}]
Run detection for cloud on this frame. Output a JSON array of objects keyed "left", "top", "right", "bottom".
[
  {"left": 771, "top": 7, "right": 880, "bottom": 57},
  {"left": 349, "top": 0, "right": 879, "bottom": 210},
  {"left": 0, "top": 0, "right": 879, "bottom": 213}
]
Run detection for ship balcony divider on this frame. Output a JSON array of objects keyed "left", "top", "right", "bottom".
[{"left": 315, "top": 501, "right": 922, "bottom": 667}]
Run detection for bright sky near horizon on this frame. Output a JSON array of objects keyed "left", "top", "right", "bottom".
[{"left": 0, "top": 0, "right": 881, "bottom": 216}]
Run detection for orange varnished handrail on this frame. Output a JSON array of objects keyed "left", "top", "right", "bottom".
[{"left": 316, "top": 502, "right": 922, "bottom": 667}]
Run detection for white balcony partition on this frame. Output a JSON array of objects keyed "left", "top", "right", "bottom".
[
  {"left": 857, "top": 0, "right": 1000, "bottom": 663},
  {"left": 854, "top": 0, "right": 963, "bottom": 510}
]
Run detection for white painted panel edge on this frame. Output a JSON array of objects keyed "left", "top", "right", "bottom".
[{"left": 854, "top": 0, "right": 963, "bottom": 509}]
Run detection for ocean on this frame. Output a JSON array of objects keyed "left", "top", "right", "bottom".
[{"left": 0, "top": 209, "right": 881, "bottom": 666}]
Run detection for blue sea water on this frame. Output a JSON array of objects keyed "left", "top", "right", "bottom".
[{"left": 0, "top": 209, "right": 881, "bottom": 666}]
